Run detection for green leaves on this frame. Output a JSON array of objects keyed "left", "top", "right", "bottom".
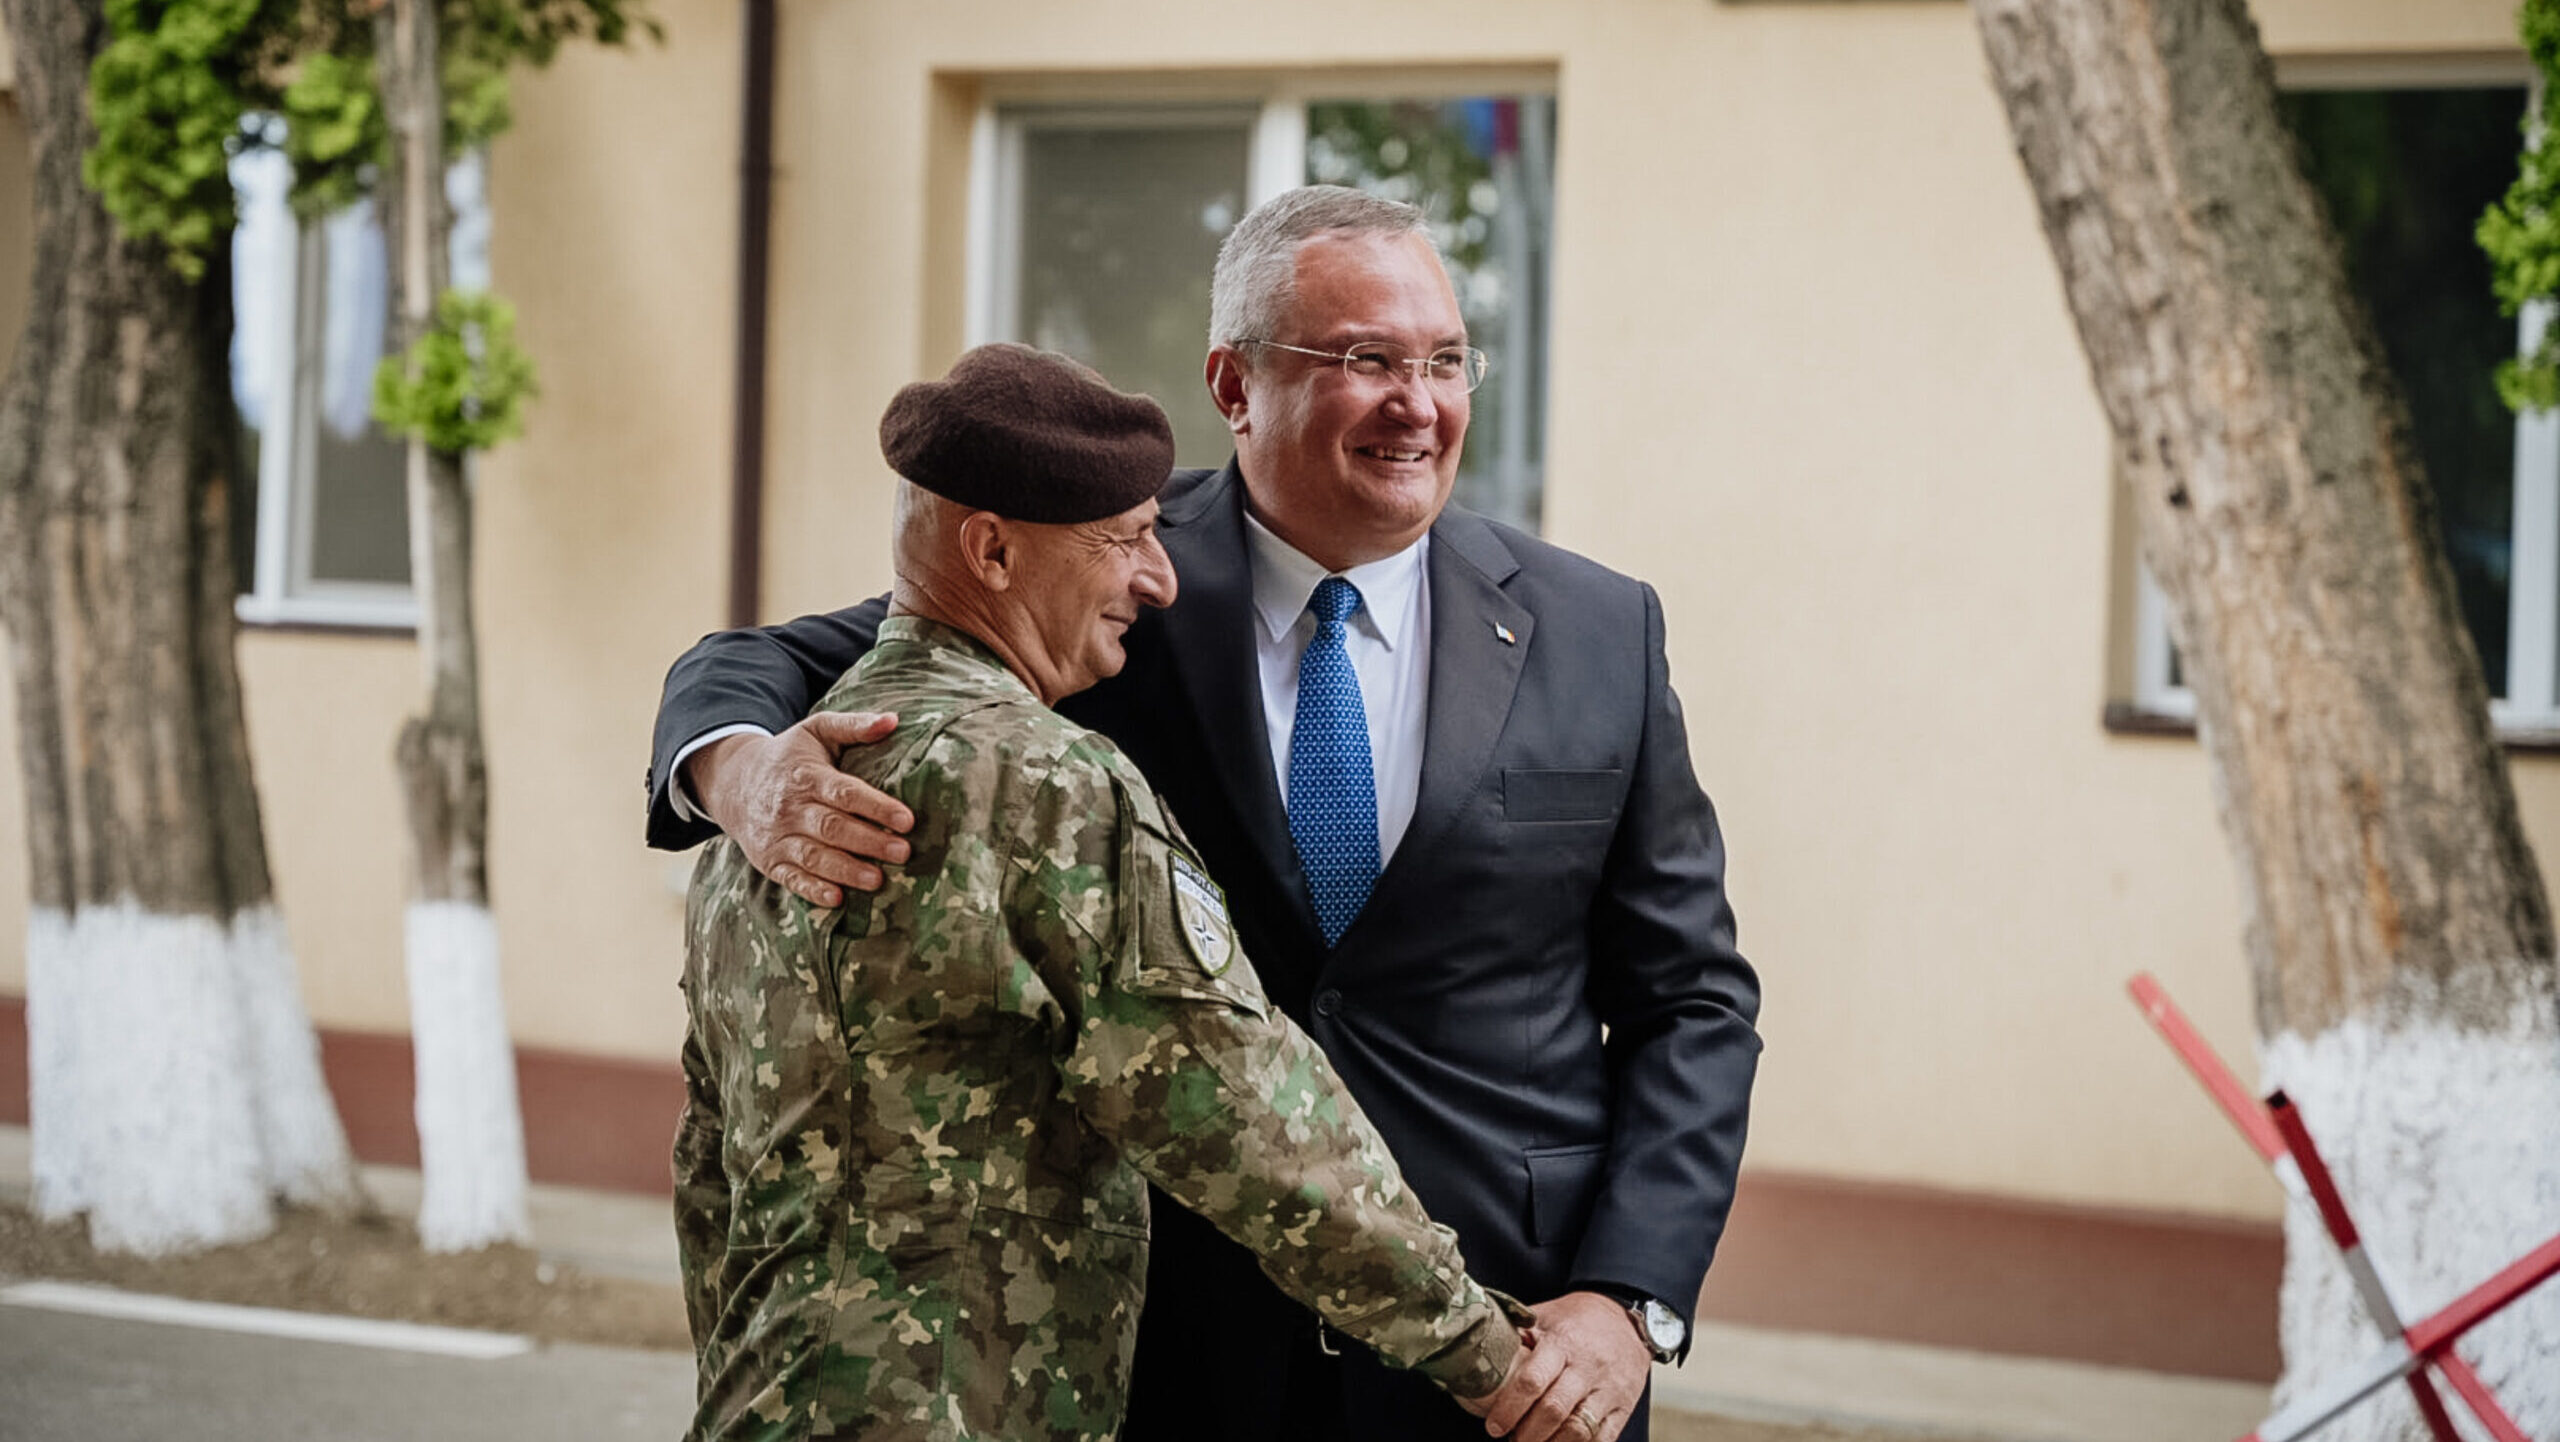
[
  {"left": 83, "top": 0, "right": 276, "bottom": 279},
  {"left": 279, "top": 49, "right": 383, "bottom": 219},
  {"left": 83, "top": 0, "right": 656, "bottom": 280},
  {"left": 82, "top": 0, "right": 656, "bottom": 453},
  {"left": 2480, "top": 0, "right": 2560, "bottom": 412},
  {"left": 374, "top": 290, "right": 540, "bottom": 455}
]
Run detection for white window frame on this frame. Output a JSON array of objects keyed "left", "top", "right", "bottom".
[
  {"left": 964, "top": 74, "right": 1555, "bottom": 528},
  {"left": 233, "top": 209, "right": 420, "bottom": 631},
  {"left": 231, "top": 148, "right": 489, "bottom": 632},
  {"left": 2133, "top": 61, "right": 2560, "bottom": 732}
]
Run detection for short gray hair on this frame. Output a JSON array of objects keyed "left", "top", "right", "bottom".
[
  {"left": 1208, "top": 186, "right": 1435, "bottom": 351},
  {"left": 891, "top": 478, "right": 960, "bottom": 569}
]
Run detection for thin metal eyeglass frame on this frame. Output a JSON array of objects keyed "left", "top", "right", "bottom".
[{"left": 1240, "top": 339, "right": 1491, "bottom": 394}]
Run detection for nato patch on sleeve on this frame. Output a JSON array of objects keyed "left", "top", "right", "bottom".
[{"left": 1169, "top": 852, "right": 1235, "bottom": 977}]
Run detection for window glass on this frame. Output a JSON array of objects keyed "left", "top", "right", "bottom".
[
  {"left": 227, "top": 143, "right": 493, "bottom": 614},
  {"left": 2279, "top": 86, "right": 2527, "bottom": 696},
  {"left": 303, "top": 199, "right": 410, "bottom": 587},
  {"left": 1306, "top": 97, "right": 1553, "bottom": 530},
  {"left": 1014, "top": 115, "right": 1252, "bottom": 466},
  {"left": 228, "top": 144, "right": 294, "bottom": 592}
]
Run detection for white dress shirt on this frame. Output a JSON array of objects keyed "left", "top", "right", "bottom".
[{"left": 1244, "top": 513, "right": 1431, "bottom": 865}]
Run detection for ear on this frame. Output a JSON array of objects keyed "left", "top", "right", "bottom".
[
  {"left": 1205, "top": 347, "right": 1251, "bottom": 435},
  {"left": 955, "top": 511, "right": 1015, "bottom": 592}
]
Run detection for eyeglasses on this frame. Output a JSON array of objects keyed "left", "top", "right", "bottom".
[{"left": 1242, "top": 340, "right": 1492, "bottom": 395}]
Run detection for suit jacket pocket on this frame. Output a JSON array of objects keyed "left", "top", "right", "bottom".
[
  {"left": 1523, "top": 1142, "right": 1610, "bottom": 1249},
  {"left": 1504, "top": 768, "right": 1625, "bottom": 824}
]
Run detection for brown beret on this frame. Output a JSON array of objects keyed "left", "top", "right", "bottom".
[{"left": 879, "top": 344, "right": 1176, "bottom": 524}]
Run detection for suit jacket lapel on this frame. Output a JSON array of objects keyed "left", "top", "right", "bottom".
[
  {"left": 1156, "top": 479, "right": 1533, "bottom": 948},
  {"left": 1156, "top": 464, "right": 1301, "bottom": 900},
  {"left": 1386, "top": 509, "right": 1532, "bottom": 887}
]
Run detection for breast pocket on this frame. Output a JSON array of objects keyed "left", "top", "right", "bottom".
[{"left": 1503, "top": 768, "right": 1625, "bottom": 825}]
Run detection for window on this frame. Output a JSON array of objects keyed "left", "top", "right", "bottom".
[
  {"left": 2131, "top": 81, "right": 2558, "bottom": 728},
  {"left": 972, "top": 89, "right": 1555, "bottom": 531},
  {"left": 228, "top": 137, "right": 491, "bottom": 628}
]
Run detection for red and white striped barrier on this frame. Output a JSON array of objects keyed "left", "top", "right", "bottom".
[{"left": 2127, "top": 974, "right": 2560, "bottom": 1442}]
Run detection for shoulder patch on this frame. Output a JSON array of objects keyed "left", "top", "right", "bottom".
[{"left": 1168, "top": 852, "right": 1235, "bottom": 976}]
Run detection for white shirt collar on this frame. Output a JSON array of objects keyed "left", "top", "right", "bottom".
[{"left": 1243, "top": 511, "right": 1428, "bottom": 652}]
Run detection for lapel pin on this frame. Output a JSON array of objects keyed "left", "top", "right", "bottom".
[{"left": 1493, "top": 623, "right": 1517, "bottom": 646}]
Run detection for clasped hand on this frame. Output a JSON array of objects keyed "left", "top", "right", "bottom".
[{"left": 1461, "top": 1290, "right": 1651, "bottom": 1442}]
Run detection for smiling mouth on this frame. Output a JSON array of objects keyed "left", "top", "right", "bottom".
[{"left": 1358, "top": 445, "right": 1430, "bottom": 464}]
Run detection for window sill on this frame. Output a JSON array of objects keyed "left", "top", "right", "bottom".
[
  {"left": 234, "top": 614, "right": 418, "bottom": 639},
  {"left": 236, "top": 594, "right": 418, "bottom": 637},
  {"left": 2100, "top": 702, "right": 2197, "bottom": 739},
  {"left": 2104, "top": 702, "right": 2560, "bottom": 755}
]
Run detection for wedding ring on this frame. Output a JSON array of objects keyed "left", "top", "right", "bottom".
[{"left": 1570, "top": 1405, "right": 1603, "bottom": 1436}]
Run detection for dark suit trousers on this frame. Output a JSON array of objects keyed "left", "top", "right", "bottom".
[{"left": 1119, "top": 1192, "right": 1654, "bottom": 1442}]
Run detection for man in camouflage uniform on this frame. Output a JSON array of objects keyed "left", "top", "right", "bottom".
[{"left": 676, "top": 344, "right": 1528, "bottom": 1442}]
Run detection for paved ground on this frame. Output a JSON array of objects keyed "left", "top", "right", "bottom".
[
  {"left": 2, "top": 1134, "right": 2267, "bottom": 1441},
  {"left": 1655, "top": 1411, "right": 1942, "bottom": 1442},
  {"left": 0, "top": 1280, "right": 1929, "bottom": 1442},
  {"left": 0, "top": 1298, "right": 695, "bottom": 1441}
]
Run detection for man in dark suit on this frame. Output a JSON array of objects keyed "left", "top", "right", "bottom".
[{"left": 646, "top": 185, "right": 1759, "bottom": 1442}]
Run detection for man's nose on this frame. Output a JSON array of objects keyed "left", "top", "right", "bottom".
[
  {"left": 1133, "top": 536, "right": 1178, "bottom": 609},
  {"left": 1380, "top": 367, "right": 1440, "bottom": 426}
]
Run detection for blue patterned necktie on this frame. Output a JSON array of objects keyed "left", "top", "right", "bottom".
[{"left": 1289, "top": 577, "right": 1381, "bottom": 946}]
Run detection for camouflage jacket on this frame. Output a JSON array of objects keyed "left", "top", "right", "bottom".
[{"left": 675, "top": 616, "right": 1522, "bottom": 1442}]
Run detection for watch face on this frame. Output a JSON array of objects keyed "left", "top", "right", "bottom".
[{"left": 1638, "top": 1299, "right": 1686, "bottom": 1353}]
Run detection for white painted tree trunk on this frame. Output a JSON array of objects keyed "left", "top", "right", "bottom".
[
  {"left": 25, "top": 909, "right": 80, "bottom": 1218},
  {"left": 405, "top": 901, "right": 529, "bottom": 1249},
  {"left": 24, "top": 904, "right": 356, "bottom": 1255},
  {"left": 2259, "top": 983, "right": 2560, "bottom": 1437},
  {"left": 229, "top": 905, "right": 364, "bottom": 1209}
]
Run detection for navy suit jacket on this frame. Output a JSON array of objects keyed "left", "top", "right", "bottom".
[{"left": 647, "top": 463, "right": 1761, "bottom": 1442}]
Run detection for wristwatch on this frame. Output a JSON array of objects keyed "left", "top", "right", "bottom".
[{"left": 1620, "top": 1294, "right": 1687, "bottom": 1364}]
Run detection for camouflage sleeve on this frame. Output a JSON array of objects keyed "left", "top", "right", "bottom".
[{"left": 1014, "top": 741, "right": 1525, "bottom": 1401}]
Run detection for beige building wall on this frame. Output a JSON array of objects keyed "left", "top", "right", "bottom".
[{"left": 0, "top": 0, "right": 2540, "bottom": 1231}]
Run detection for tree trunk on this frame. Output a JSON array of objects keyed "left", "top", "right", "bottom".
[
  {"left": 1972, "top": 0, "right": 2560, "bottom": 1431},
  {"left": 377, "top": 0, "right": 527, "bottom": 1252},
  {"left": 0, "top": 0, "right": 359, "bottom": 1255}
]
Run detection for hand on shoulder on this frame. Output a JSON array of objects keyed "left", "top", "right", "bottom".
[{"left": 690, "top": 711, "right": 914, "bottom": 906}]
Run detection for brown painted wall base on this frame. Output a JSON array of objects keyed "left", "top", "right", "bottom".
[
  {"left": 0, "top": 994, "right": 2279, "bottom": 1382},
  {"left": 310, "top": 1020, "right": 687, "bottom": 1196},
  {"left": 1698, "top": 1170, "right": 2280, "bottom": 1382}
]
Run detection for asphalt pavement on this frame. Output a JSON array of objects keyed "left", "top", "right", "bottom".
[
  {"left": 0, "top": 1287, "right": 694, "bottom": 1441},
  {"left": 0, "top": 1129, "right": 2269, "bottom": 1442}
]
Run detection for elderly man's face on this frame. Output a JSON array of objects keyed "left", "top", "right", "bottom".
[
  {"left": 1006, "top": 497, "right": 1177, "bottom": 704},
  {"left": 1222, "top": 231, "right": 1469, "bottom": 570}
]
